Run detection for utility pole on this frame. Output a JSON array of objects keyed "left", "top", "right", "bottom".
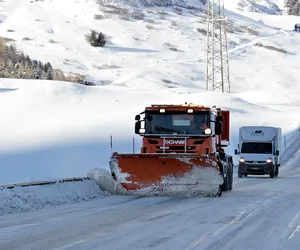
[{"left": 206, "top": 0, "right": 231, "bottom": 93}]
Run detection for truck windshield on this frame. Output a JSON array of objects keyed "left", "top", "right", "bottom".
[
  {"left": 241, "top": 142, "right": 272, "bottom": 154},
  {"left": 144, "top": 113, "right": 209, "bottom": 135}
]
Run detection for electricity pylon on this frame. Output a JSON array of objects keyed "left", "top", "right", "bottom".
[{"left": 206, "top": 0, "right": 231, "bottom": 93}]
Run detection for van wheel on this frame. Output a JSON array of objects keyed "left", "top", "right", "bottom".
[
  {"left": 238, "top": 171, "right": 242, "bottom": 178},
  {"left": 228, "top": 163, "right": 233, "bottom": 190},
  {"left": 275, "top": 165, "right": 279, "bottom": 177},
  {"left": 270, "top": 165, "right": 275, "bottom": 178}
]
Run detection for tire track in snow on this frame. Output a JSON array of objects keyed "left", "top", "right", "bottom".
[
  {"left": 186, "top": 181, "right": 300, "bottom": 250},
  {"left": 0, "top": 195, "right": 196, "bottom": 250},
  {"left": 287, "top": 212, "right": 300, "bottom": 239},
  {"left": 1, "top": 174, "right": 299, "bottom": 250}
]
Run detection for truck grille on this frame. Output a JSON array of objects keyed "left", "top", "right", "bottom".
[
  {"left": 155, "top": 146, "right": 196, "bottom": 153},
  {"left": 245, "top": 161, "right": 266, "bottom": 164}
]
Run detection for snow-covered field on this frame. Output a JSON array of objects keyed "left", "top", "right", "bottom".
[{"left": 1, "top": 0, "right": 300, "bottom": 248}]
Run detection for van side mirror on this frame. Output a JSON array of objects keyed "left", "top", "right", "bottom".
[
  {"left": 215, "top": 121, "right": 222, "bottom": 135},
  {"left": 275, "top": 150, "right": 279, "bottom": 156},
  {"left": 234, "top": 149, "right": 239, "bottom": 155},
  {"left": 135, "top": 115, "right": 141, "bottom": 121},
  {"left": 135, "top": 121, "right": 141, "bottom": 134}
]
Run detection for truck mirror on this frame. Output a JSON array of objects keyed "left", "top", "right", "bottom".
[
  {"left": 276, "top": 150, "right": 279, "bottom": 156},
  {"left": 216, "top": 115, "right": 223, "bottom": 122},
  {"left": 135, "top": 121, "right": 141, "bottom": 134},
  {"left": 145, "top": 115, "right": 153, "bottom": 122},
  {"left": 234, "top": 149, "right": 238, "bottom": 155},
  {"left": 215, "top": 121, "right": 222, "bottom": 135},
  {"left": 135, "top": 115, "right": 141, "bottom": 121}
]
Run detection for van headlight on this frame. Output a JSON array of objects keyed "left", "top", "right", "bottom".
[
  {"left": 239, "top": 158, "right": 245, "bottom": 163},
  {"left": 266, "top": 158, "right": 272, "bottom": 163}
]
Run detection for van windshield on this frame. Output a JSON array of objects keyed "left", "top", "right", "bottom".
[{"left": 241, "top": 142, "right": 272, "bottom": 154}]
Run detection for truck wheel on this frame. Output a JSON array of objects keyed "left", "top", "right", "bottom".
[
  {"left": 221, "top": 173, "right": 228, "bottom": 191},
  {"left": 217, "top": 185, "right": 222, "bottom": 197},
  {"left": 219, "top": 162, "right": 228, "bottom": 191}
]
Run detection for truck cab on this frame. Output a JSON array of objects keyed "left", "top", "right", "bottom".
[
  {"left": 134, "top": 104, "right": 229, "bottom": 155},
  {"left": 234, "top": 126, "right": 282, "bottom": 178}
]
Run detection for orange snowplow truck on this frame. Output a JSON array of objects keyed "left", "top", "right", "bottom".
[{"left": 109, "top": 103, "right": 233, "bottom": 197}]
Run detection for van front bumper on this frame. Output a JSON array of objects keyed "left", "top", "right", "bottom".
[{"left": 238, "top": 163, "right": 273, "bottom": 175}]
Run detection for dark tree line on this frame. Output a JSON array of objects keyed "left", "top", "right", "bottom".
[
  {"left": 0, "top": 38, "right": 83, "bottom": 83},
  {"left": 285, "top": 0, "right": 300, "bottom": 15},
  {"left": 0, "top": 40, "right": 55, "bottom": 79}
]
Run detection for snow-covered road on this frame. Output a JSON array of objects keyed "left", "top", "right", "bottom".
[{"left": 1, "top": 155, "right": 300, "bottom": 250}]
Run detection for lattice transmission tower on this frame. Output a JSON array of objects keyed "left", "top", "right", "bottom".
[{"left": 206, "top": 0, "right": 231, "bottom": 93}]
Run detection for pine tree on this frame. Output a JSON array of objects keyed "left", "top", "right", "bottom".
[
  {"left": 25, "top": 55, "right": 32, "bottom": 69},
  {"left": 87, "top": 30, "right": 106, "bottom": 47},
  {"left": 45, "top": 62, "right": 53, "bottom": 80},
  {"left": 285, "top": 0, "right": 300, "bottom": 15},
  {"left": 8, "top": 45, "right": 18, "bottom": 65},
  {"left": 96, "top": 32, "right": 106, "bottom": 47},
  {"left": 89, "top": 30, "right": 98, "bottom": 47}
]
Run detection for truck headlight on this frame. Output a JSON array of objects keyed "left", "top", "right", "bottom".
[
  {"left": 266, "top": 158, "right": 272, "bottom": 163},
  {"left": 239, "top": 158, "right": 245, "bottom": 163},
  {"left": 204, "top": 128, "right": 212, "bottom": 135}
]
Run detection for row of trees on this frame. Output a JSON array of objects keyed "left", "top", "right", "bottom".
[
  {"left": 0, "top": 38, "right": 83, "bottom": 83},
  {"left": 0, "top": 29, "right": 108, "bottom": 84},
  {"left": 285, "top": 0, "right": 300, "bottom": 15}
]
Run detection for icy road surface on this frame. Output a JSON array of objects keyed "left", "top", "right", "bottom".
[{"left": 1, "top": 161, "right": 300, "bottom": 250}]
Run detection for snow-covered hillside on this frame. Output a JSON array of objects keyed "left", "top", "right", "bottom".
[
  {"left": 0, "top": 0, "right": 296, "bottom": 85},
  {"left": 227, "top": 0, "right": 285, "bottom": 14},
  {"left": 0, "top": 0, "right": 300, "bottom": 188}
]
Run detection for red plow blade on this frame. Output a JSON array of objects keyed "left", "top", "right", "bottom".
[{"left": 109, "top": 153, "right": 224, "bottom": 197}]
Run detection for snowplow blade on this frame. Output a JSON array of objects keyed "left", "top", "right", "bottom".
[{"left": 109, "top": 153, "right": 224, "bottom": 197}]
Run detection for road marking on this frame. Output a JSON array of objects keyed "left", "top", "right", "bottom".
[
  {"left": 287, "top": 212, "right": 300, "bottom": 239},
  {"left": 54, "top": 232, "right": 108, "bottom": 250},
  {"left": 288, "top": 225, "right": 300, "bottom": 239}
]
